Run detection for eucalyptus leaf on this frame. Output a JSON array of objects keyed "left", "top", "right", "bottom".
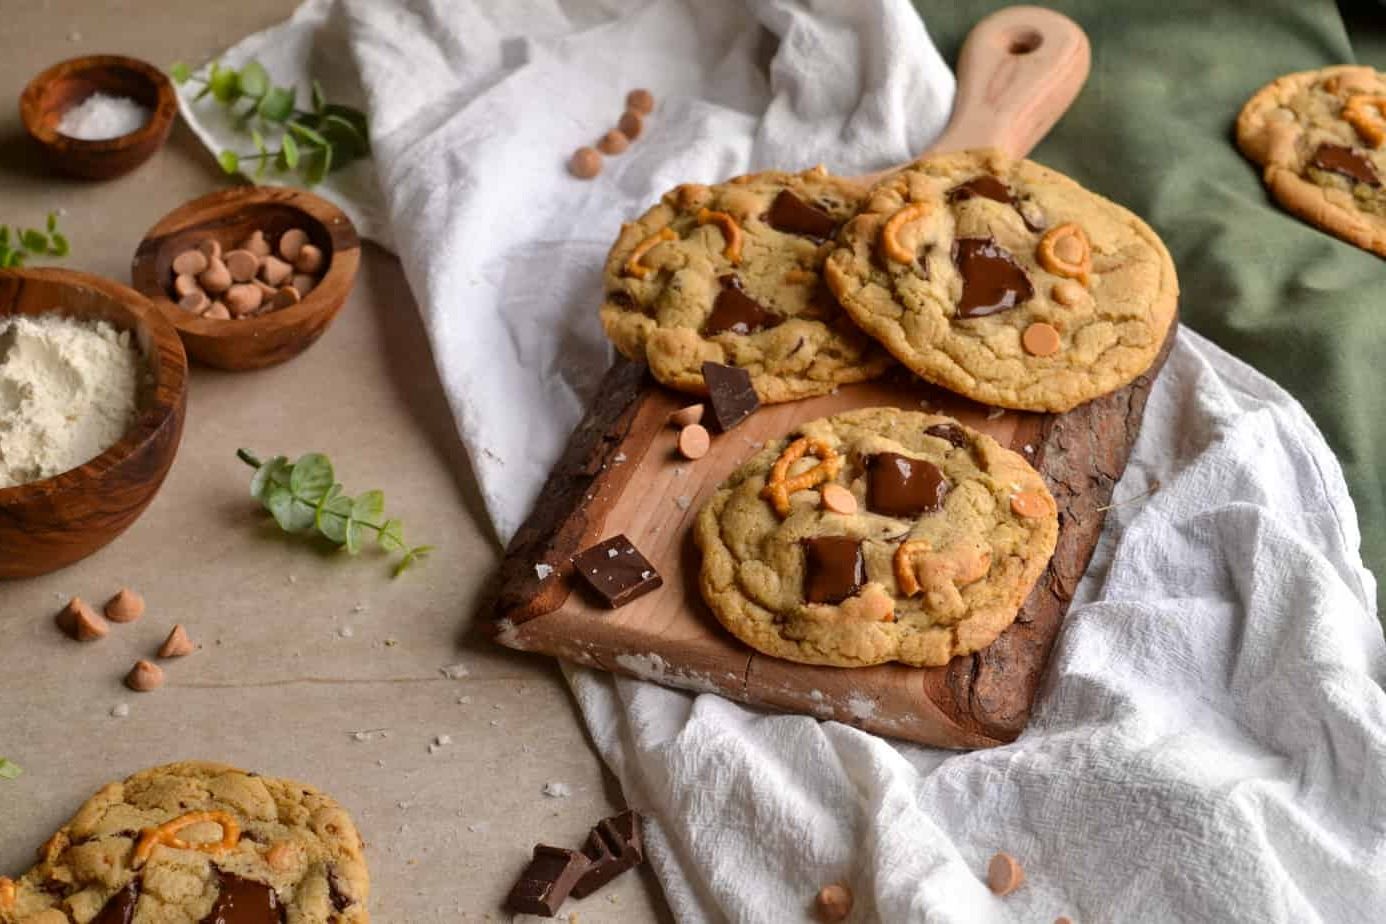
[
  {"left": 286, "top": 120, "right": 328, "bottom": 147},
  {"left": 218, "top": 150, "right": 241, "bottom": 175},
  {"left": 258, "top": 86, "right": 296, "bottom": 122},
  {"left": 289, "top": 453, "right": 334, "bottom": 504},
  {"left": 318, "top": 492, "right": 352, "bottom": 544},
  {"left": 394, "top": 545, "right": 435, "bottom": 578},
  {"left": 170, "top": 61, "right": 191, "bottom": 84},
  {"left": 304, "top": 145, "right": 332, "bottom": 186},
  {"left": 250, "top": 455, "right": 290, "bottom": 500},
  {"left": 280, "top": 132, "right": 300, "bottom": 169},
  {"left": 351, "top": 490, "right": 386, "bottom": 528},
  {"left": 378, "top": 519, "right": 406, "bottom": 553},
  {"left": 46, "top": 212, "right": 57, "bottom": 233},
  {"left": 251, "top": 128, "right": 267, "bottom": 154},
  {"left": 238, "top": 60, "right": 270, "bottom": 98},
  {"left": 312, "top": 79, "right": 327, "bottom": 115},
  {"left": 264, "top": 484, "right": 299, "bottom": 532},
  {"left": 20, "top": 230, "right": 47, "bottom": 253},
  {"left": 209, "top": 66, "right": 240, "bottom": 103},
  {"left": 344, "top": 519, "right": 362, "bottom": 555},
  {"left": 0, "top": 227, "right": 9, "bottom": 247},
  {"left": 49, "top": 233, "right": 69, "bottom": 258}
]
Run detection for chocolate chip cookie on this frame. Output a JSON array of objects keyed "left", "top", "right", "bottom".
[
  {"left": 823, "top": 149, "right": 1179, "bottom": 412},
  {"left": 1237, "top": 65, "right": 1386, "bottom": 255},
  {"left": 601, "top": 167, "right": 894, "bottom": 403},
  {"left": 694, "top": 407, "right": 1057, "bottom": 668},
  {"left": 0, "top": 761, "right": 368, "bottom": 923}
]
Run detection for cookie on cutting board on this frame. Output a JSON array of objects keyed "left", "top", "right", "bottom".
[
  {"left": 601, "top": 167, "right": 894, "bottom": 404},
  {"left": 694, "top": 407, "right": 1058, "bottom": 668},
  {"left": 1236, "top": 65, "right": 1386, "bottom": 256},
  {"left": 824, "top": 149, "right": 1179, "bottom": 412},
  {"left": 0, "top": 761, "right": 368, "bottom": 924}
]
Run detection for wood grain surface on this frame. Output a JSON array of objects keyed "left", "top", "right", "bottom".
[
  {"left": 129, "top": 185, "right": 361, "bottom": 371},
  {"left": 0, "top": 268, "right": 188, "bottom": 579}
]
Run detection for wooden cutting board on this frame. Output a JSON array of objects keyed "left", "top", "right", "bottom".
[{"left": 485, "top": 7, "right": 1158, "bottom": 749}]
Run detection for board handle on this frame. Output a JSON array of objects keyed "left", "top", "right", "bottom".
[{"left": 925, "top": 5, "right": 1090, "bottom": 160}]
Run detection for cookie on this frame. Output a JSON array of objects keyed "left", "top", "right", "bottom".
[
  {"left": 823, "top": 149, "right": 1179, "bottom": 412},
  {"left": 601, "top": 167, "right": 894, "bottom": 403},
  {"left": 0, "top": 761, "right": 368, "bottom": 923},
  {"left": 1236, "top": 65, "right": 1386, "bottom": 256},
  {"left": 694, "top": 408, "right": 1057, "bottom": 668}
]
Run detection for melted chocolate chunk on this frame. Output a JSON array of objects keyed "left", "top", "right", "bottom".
[
  {"left": 702, "top": 361, "right": 760, "bottom": 431},
  {"left": 764, "top": 189, "right": 838, "bottom": 240},
  {"left": 803, "top": 536, "right": 866, "bottom": 604},
  {"left": 92, "top": 881, "right": 140, "bottom": 924},
  {"left": 572, "top": 535, "right": 662, "bottom": 608},
  {"left": 924, "top": 423, "right": 968, "bottom": 449},
  {"left": 1311, "top": 143, "right": 1381, "bottom": 187},
  {"left": 572, "top": 810, "right": 645, "bottom": 899},
  {"left": 947, "top": 175, "right": 1015, "bottom": 206},
  {"left": 327, "top": 867, "right": 354, "bottom": 912},
  {"left": 704, "top": 275, "right": 778, "bottom": 336},
  {"left": 953, "top": 238, "right": 1033, "bottom": 318},
  {"left": 506, "top": 845, "right": 590, "bottom": 916},
  {"left": 200, "top": 871, "right": 282, "bottom": 924},
  {"left": 866, "top": 452, "right": 949, "bottom": 517}
]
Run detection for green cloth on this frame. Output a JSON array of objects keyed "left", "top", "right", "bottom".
[{"left": 918, "top": 0, "right": 1386, "bottom": 617}]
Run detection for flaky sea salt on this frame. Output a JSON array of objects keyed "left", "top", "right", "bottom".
[{"left": 57, "top": 93, "right": 150, "bottom": 141}]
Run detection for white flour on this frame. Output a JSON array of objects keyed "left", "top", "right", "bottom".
[{"left": 0, "top": 314, "right": 142, "bottom": 489}]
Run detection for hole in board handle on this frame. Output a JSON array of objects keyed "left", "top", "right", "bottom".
[{"left": 1008, "top": 29, "right": 1043, "bottom": 55}]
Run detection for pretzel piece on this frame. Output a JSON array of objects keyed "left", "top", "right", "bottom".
[
  {"left": 696, "top": 209, "right": 744, "bottom": 264},
  {"left": 1036, "top": 222, "right": 1092, "bottom": 287},
  {"left": 623, "top": 228, "right": 677, "bottom": 279},
  {"left": 133, "top": 810, "right": 241, "bottom": 867},
  {"left": 879, "top": 202, "right": 934, "bottom": 264},
  {"left": 759, "top": 437, "right": 841, "bottom": 517},
  {"left": 1344, "top": 95, "right": 1386, "bottom": 149},
  {"left": 893, "top": 539, "right": 991, "bottom": 618}
]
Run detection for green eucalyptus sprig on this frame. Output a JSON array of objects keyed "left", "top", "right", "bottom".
[
  {"left": 0, "top": 213, "right": 69, "bottom": 268},
  {"left": 170, "top": 59, "right": 370, "bottom": 186},
  {"left": 238, "top": 449, "right": 432, "bottom": 577}
]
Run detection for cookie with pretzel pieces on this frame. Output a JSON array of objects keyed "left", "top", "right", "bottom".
[
  {"left": 823, "top": 149, "right": 1178, "bottom": 412},
  {"left": 601, "top": 166, "right": 894, "bottom": 403},
  {"left": 694, "top": 407, "right": 1057, "bottom": 668},
  {"left": 1237, "top": 65, "right": 1386, "bottom": 256},
  {"left": 0, "top": 761, "right": 368, "bottom": 924}
]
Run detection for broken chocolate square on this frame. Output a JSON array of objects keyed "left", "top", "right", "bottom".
[
  {"left": 764, "top": 189, "right": 838, "bottom": 240},
  {"left": 505, "top": 844, "right": 590, "bottom": 916},
  {"left": 571, "top": 810, "right": 646, "bottom": 898},
  {"left": 802, "top": 536, "right": 866, "bottom": 605},
  {"left": 571, "top": 535, "right": 662, "bottom": 608},
  {"left": 866, "top": 452, "right": 950, "bottom": 517},
  {"left": 701, "top": 361, "right": 759, "bottom": 432}
]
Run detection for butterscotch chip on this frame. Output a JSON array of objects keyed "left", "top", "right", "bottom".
[
  {"left": 291, "top": 273, "right": 318, "bottom": 297},
  {"left": 124, "top": 659, "right": 164, "bottom": 692},
  {"left": 265, "top": 840, "right": 300, "bottom": 872},
  {"left": 224, "top": 249, "right": 261, "bottom": 283},
  {"left": 618, "top": 110, "right": 643, "bottom": 140},
  {"left": 1022, "top": 322, "right": 1061, "bottom": 357},
  {"left": 173, "top": 273, "right": 202, "bottom": 298},
  {"left": 105, "top": 587, "right": 145, "bottom": 624},
  {"left": 1010, "top": 490, "right": 1052, "bottom": 518},
  {"left": 1055, "top": 918, "right": 1073, "bottom": 924},
  {"left": 272, "top": 286, "right": 302, "bottom": 310},
  {"left": 569, "top": 146, "right": 602, "bottom": 179},
  {"left": 294, "top": 244, "right": 324, "bottom": 275},
  {"left": 668, "top": 404, "right": 705, "bottom": 428},
  {"left": 597, "top": 129, "right": 630, "bottom": 155},
  {"left": 178, "top": 291, "right": 209, "bottom": 315},
  {"left": 1050, "top": 280, "right": 1087, "bottom": 307},
  {"left": 56, "top": 598, "right": 107, "bottom": 641},
  {"left": 986, "top": 852, "right": 1025, "bottom": 896},
  {"left": 677, "top": 423, "right": 711, "bottom": 460},
  {"left": 253, "top": 278, "right": 278, "bottom": 300},
  {"left": 199, "top": 258, "right": 232, "bottom": 294},
  {"left": 197, "top": 238, "right": 222, "bottom": 261},
  {"left": 814, "top": 884, "right": 852, "bottom": 922},
  {"left": 205, "top": 302, "right": 232, "bottom": 321},
  {"left": 240, "top": 230, "right": 271, "bottom": 257},
  {"left": 278, "top": 228, "right": 309, "bottom": 262},
  {"left": 226, "top": 284, "right": 263, "bottom": 317},
  {"left": 158, "top": 624, "right": 195, "bottom": 658},
  {"left": 260, "top": 255, "right": 293, "bottom": 287},
  {"left": 820, "top": 483, "right": 857, "bottom": 515},
  {"left": 626, "top": 88, "right": 655, "bottom": 114},
  {"left": 171, "top": 249, "right": 208, "bottom": 276},
  {"left": 0, "top": 876, "right": 14, "bottom": 911}
]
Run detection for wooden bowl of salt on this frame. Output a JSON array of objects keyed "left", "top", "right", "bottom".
[
  {"left": 20, "top": 55, "right": 177, "bottom": 180},
  {"left": 0, "top": 268, "right": 188, "bottom": 579}
]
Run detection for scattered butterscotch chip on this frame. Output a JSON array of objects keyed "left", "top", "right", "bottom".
[
  {"left": 105, "top": 588, "right": 145, "bottom": 624},
  {"left": 668, "top": 404, "right": 705, "bottom": 428},
  {"left": 199, "top": 258, "right": 232, "bottom": 294},
  {"left": 171, "top": 249, "right": 208, "bottom": 277},
  {"left": 56, "top": 598, "right": 107, "bottom": 641},
  {"left": 814, "top": 883, "right": 852, "bottom": 922},
  {"left": 240, "top": 230, "right": 271, "bottom": 258},
  {"left": 260, "top": 255, "right": 293, "bottom": 287},
  {"left": 986, "top": 852, "right": 1025, "bottom": 896},
  {"left": 173, "top": 273, "right": 202, "bottom": 298},
  {"left": 124, "top": 659, "right": 164, "bottom": 692},
  {"left": 278, "top": 228, "right": 309, "bottom": 262},
  {"left": 294, "top": 244, "right": 324, "bottom": 275},
  {"left": 820, "top": 483, "right": 858, "bottom": 515},
  {"left": 569, "top": 146, "right": 602, "bottom": 179},
  {"left": 158, "top": 624, "right": 195, "bottom": 658},
  {"left": 205, "top": 302, "right": 232, "bottom": 321},
  {"left": 1022, "top": 322, "right": 1061, "bottom": 357},
  {"left": 677, "top": 423, "right": 711, "bottom": 460},
  {"left": 597, "top": 130, "right": 630, "bottom": 156},
  {"left": 178, "top": 291, "right": 208, "bottom": 315},
  {"left": 224, "top": 249, "right": 260, "bottom": 283},
  {"left": 626, "top": 88, "right": 655, "bottom": 115},
  {"left": 618, "top": 110, "right": 644, "bottom": 141},
  {"left": 1010, "top": 490, "right": 1052, "bottom": 518},
  {"left": 225, "top": 283, "right": 264, "bottom": 318}
]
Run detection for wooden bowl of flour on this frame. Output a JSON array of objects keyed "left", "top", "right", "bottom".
[{"left": 0, "top": 268, "right": 187, "bottom": 579}]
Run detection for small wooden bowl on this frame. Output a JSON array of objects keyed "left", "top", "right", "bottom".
[
  {"left": 0, "top": 268, "right": 188, "bottom": 579},
  {"left": 130, "top": 186, "right": 361, "bottom": 370},
  {"left": 20, "top": 55, "right": 177, "bottom": 180}
]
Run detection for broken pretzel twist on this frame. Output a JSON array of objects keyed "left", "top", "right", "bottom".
[
  {"left": 1344, "top": 95, "right": 1386, "bottom": 149},
  {"left": 879, "top": 202, "right": 934, "bottom": 265},
  {"left": 623, "top": 227, "right": 677, "bottom": 279},
  {"left": 760, "top": 437, "right": 841, "bottom": 517},
  {"left": 696, "top": 209, "right": 744, "bottom": 264},
  {"left": 893, "top": 539, "right": 990, "bottom": 619},
  {"left": 133, "top": 810, "right": 241, "bottom": 867},
  {"left": 1037, "top": 222, "right": 1092, "bottom": 287}
]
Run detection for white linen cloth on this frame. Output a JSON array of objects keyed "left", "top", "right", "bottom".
[{"left": 179, "top": 3, "right": 1386, "bottom": 921}]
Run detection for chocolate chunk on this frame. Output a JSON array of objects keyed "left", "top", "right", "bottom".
[
  {"left": 947, "top": 175, "right": 1015, "bottom": 207},
  {"left": 1311, "top": 142, "right": 1380, "bottom": 187},
  {"left": 701, "top": 361, "right": 760, "bottom": 432},
  {"left": 924, "top": 423, "right": 968, "bottom": 449},
  {"left": 327, "top": 867, "right": 354, "bottom": 912},
  {"left": 704, "top": 275, "right": 778, "bottom": 336},
  {"left": 572, "top": 810, "right": 646, "bottom": 899},
  {"left": 572, "top": 535, "right": 662, "bottom": 608},
  {"left": 506, "top": 844, "right": 590, "bottom": 916},
  {"left": 866, "top": 452, "right": 950, "bottom": 517},
  {"left": 764, "top": 189, "right": 838, "bottom": 240},
  {"left": 953, "top": 237, "right": 1033, "bottom": 319},
  {"left": 802, "top": 536, "right": 866, "bottom": 604},
  {"left": 200, "top": 870, "right": 282, "bottom": 924},
  {"left": 92, "top": 880, "right": 140, "bottom": 924}
]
